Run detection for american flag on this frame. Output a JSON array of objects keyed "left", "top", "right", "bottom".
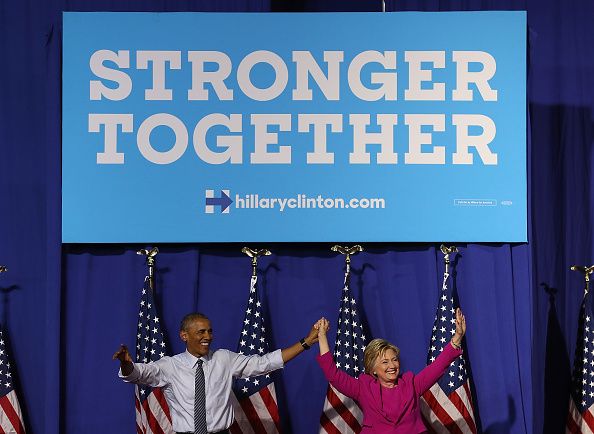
[
  {"left": 229, "top": 275, "right": 282, "bottom": 434},
  {"left": 567, "top": 284, "right": 594, "bottom": 433},
  {"left": 319, "top": 267, "right": 367, "bottom": 434},
  {"left": 134, "top": 277, "right": 174, "bottom": 434},
  {"left": 420, "top": 265, "right": 477, "bottom": 434},
  {"left": 0, "top": 325, "right": 25, "bottom": 433}
]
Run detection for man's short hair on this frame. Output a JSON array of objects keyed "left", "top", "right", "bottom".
[{"left": 180, "top": 312, "right": 210, "bottom": 331}]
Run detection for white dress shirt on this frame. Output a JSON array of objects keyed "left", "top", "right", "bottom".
[{"left": 120, "top": 348, "right": 284, "bottom": 432}]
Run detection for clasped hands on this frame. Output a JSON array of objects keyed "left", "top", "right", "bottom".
[{"left": 314, "top": 317, "right": 330, "bottom": 336}]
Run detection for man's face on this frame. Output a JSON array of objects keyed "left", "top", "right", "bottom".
[{"left": 180, "top": 318, "right": 213, "bottom": 357}]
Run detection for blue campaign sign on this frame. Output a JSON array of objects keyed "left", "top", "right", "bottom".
[{"left": 62, "top": 11, "right": 526, "bottom": 243}]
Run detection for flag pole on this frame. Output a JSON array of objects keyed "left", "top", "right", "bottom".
[
  {"left": 232, "top": 247, "right": 279, "bottom": 431},
  {"left": 331, "top": 245, "right": 363, "bottom": 275},
  {"left": 320, "top": 245, "right": 367, "bottom": 430},
  {"left": 439, "top": 244, "right": 458, "bottom": 275},
  {"left": 422, "top": 245, "right": 477, "bottom": 430},
  {"left": 132, "top": 247, "right": 174, "bottom": 432},
  {"left": 241, "top": 247, "right": 271, "bottom": 276},
  {"left": 570, "top": 264, "right": 594, "bottom": 295},
  {"left": 137, "top": 247, "right": 159, "bottom": 290}
]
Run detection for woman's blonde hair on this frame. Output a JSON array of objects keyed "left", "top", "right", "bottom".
[{"left": 363, "top": 338, "right": 400, "bottom": 375}]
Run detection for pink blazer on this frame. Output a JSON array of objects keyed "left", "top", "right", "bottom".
[{"left": 317, "top": 342, "right": 462, "bottom": 434}]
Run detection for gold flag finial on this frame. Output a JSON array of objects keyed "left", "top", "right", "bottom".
[
  {"left": 242, "top": 247, "right": 271, "bottom": 276},
  {"left": 137, "top": 247, "right": 159, "bottom": 289},
  {"left": 137, "top": 247, "right": 159, "bottom": 265},
  {"left": 0, "top": 266, "right": 7, "bottom": 273},
  {"left": 440, "top": 244, "right": 458, "bottom": 276},
  {"left": 440, "top": 245, "right": 458, "bottom": 273},
  {"left": 331, "top": 245, "right": 363, "bottom": 265},
  {"left": 571, "top": 265, "right": 594, "bottom": 294},
  {"left": 440, "top": 245, "right": 458, "bottom": 262}
]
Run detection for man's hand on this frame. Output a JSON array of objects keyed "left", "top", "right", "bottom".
[
  {"left": 113, "top": 344, "right": 134, "bottom": 376},
  {"left": 304, "top": 320, "right": 322, "bottom": 347},
  {"left": 113, "top": 344, "right": 133, "bottom": 362}
]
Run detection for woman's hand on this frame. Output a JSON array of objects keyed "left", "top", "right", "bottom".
[
  {"left": 451, "top": 308, "right": 466, "bottom": 348},
  {"left": 317, "top": 317, "right": 330, "bottom": 355},
  {"left": 316, "top": 317, "right": 330, "bottom": 337}
]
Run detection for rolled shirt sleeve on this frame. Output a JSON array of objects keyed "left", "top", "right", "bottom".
[
  {"left": 118, "top": 358, "right": 169, "bottom": 388},
  {"left": 230, "top": 348, "right": 284, "bottom": 379}
]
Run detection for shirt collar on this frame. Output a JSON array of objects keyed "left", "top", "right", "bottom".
[{"left": 183, "top": 349, "right": 212, "bottom": 366}]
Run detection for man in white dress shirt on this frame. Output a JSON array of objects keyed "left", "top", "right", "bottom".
[{"left": 113, "top": 312, "right": 320, "bottom": 434}]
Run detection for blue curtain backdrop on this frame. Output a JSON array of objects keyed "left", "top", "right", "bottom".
[{"left": 1, "top": 0, "right": 592, "bottom": 433}]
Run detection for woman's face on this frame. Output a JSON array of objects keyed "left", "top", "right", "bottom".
[{"left": 373, "top": 349, "right": 400, "bottom": 385}]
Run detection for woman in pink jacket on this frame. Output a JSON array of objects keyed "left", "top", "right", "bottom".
[{"left": 316, "top": 308, "right": 466, "bottom": 433}]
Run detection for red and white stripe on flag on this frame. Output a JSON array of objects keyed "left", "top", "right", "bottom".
[
  {"left": 567, "top": 398, "right": 594, "bottom": 434},
  {"left": 0, "top": 390, "right": 25, "bottom": 433},
  {"left": 229, "top": 383, "right": 281, "bottom": 434},
  {"left": 421, "top": 382, "right": 477, "bottom": 434},
  {"left": 135, "top": 386, "right": 173, "bottom": 434},
  {"left": 319, "top": 385, "right": 363, "bottom": 434}
]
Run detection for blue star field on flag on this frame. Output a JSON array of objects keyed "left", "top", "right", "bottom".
[
  {"left": 333, "top": 270, "right": 367, "bottom": 378},
  {"left": 135, "top": 277, "right": 168, "bottom": 401}
]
